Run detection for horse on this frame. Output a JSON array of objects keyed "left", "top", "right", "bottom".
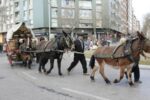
[
  {"left": 89, "top": 32, "right": 150, "bottom": 86},
  {"left": 37, "top": 31, "right": 74, "bottom": 76}
]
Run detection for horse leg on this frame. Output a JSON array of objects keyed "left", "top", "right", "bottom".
[
  {"left": 99, "top": 62, "right": 111, "bottom": 84},
  {"left": 38, "top": 57, "right": 43, "bottom": 73},
  {"left": 47, "top": 59, "right": 54, "bottom": 74},
  {"left": 42, "top": 65, "right": 46, "bottom": 73},
  {"left": 27, "top": 56, "right": 32, "bottom": 69},
  {"left": 90, "top": 66, "right": 98, "bottom": 81},
  {"left": 57, "top": 58, "right": 62, "bottom": 76},
  {"left": 38, "top": 61, "right": 42, "bottom": 73},
  {"left": 28, "top": 59, "right": 32, "bottom": 69},
  {"left": 127, "top": 65, "right": 134, "bottom": 86},
  {"left": 41, "top": 58, "right": 48, "bottom": 73},
  {"left": 36, "top": 53, "right": 41, "bottom": 63},
  {"left": 24, "top": 58, "right": 27, "bottom": 67},
  {"left": 90, "top": 55, "right": 97, "bottom": 81},
  {"left": 114, "top": 66, "right": 125, "bottom": 83}
]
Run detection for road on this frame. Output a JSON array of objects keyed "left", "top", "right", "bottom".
[{"left": 0, "top": 53, "right": 150, "bottom": 100}]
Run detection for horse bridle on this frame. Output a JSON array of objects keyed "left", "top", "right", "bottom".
[
  {"left": 63, "top": 35, "right": 73, "bottom": 49},
  {"left": 132, "top": 37, "right": 145, "bottom": 54}
]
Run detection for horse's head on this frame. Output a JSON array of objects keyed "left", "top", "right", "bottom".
[
  {"left": 139, "top": 33, "right": 150, "bottom": 53},
  {"left": 133, "top": 31, "right": 150, "bottom": 54},
  {"left": 61, "top": 30, "right": 74, "bottom": 50}
]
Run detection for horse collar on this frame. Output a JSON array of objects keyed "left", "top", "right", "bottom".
[{"left": 139, "top": 39, "right": 145, "bottom": 53}]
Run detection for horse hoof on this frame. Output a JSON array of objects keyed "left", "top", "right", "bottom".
[
  {"left": 129, "top": 82, "right": 134, "bottom": 86},
  {"left": 28, "top": 66, "right": 31, "bottom": 69},
  {"left": 113, "top": 79, "right": 119, "bottom": 83},
  {"left": 46, "top": 71, "right": 50, "bottom": 75},
  {"left": 43, "top": 70, "right": 47, "bottom": 73},
  {"left": 59, "top": 72, "right": 63, "bottom": 76},
  {"left": 105, "top": 79, "right": 111, "bottom": 84},
  {"left": 90, "top": 76, "right": 95, "bottom": 81},
  {"left": 44, "top": 72, "right": 48, "bottom": 75},
  {"left": 38, "top": 69, "right": 42, "bottom": 73}
]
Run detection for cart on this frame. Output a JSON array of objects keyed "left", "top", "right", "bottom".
[{"left": 6, "top": 22, "right": 35, "bottom": 67}]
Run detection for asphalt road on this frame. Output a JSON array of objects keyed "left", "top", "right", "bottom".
[{"left": 0, "top": 53, "right": 150, "bottom": 100}]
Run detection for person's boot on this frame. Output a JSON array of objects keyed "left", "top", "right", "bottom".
[{"left": 135, "top": 80, "right": 142, "bottom": 84}]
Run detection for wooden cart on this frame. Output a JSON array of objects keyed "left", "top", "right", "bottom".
[{"left": 6, "top": 22, "right": 35, "bottom": 67}]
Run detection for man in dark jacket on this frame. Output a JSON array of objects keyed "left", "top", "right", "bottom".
[{"left": 67, "top": 34, "right": 87, "bottom": 75}]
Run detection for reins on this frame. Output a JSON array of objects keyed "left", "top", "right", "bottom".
[{"left": 21, "top": 49, "right": 85, "bottom": 55}]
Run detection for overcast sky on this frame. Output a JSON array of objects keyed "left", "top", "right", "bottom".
[{"left": 132, "top": 0, "right": 150, "bottom": 25}]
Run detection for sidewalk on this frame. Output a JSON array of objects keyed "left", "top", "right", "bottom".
[{"left": 139, "top": 65, "right": 150, "bottom": 70}]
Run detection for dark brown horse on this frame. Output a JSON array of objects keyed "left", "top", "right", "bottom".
[
  {"left": 90, "top": 32, "right": 150, "bottom": 86},
  {"left": 37, "top": 31, "right": 74, "bottom": 76}
]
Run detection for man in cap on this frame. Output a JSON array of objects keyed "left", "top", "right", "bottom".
[{"left": 67, "top": 34, "right": 88, "bottom": 75}]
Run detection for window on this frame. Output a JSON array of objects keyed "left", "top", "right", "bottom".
[
  {"left": 96, "top": 12, "right": 101, "bottom": 19},
  {"left": 96, "top": 20, "right": 102, "bottom": 27},
  {"left": 61, "top": 9, "right": 74, "bottom": 18},
  {"left": 23, "top": 11, "right": 28, "bottom": 20},
  {"left": 30, "top": 19, "right": 33, "bottom": 24},
  {"left": 51, "top": 19, "right": 58, "bottom": 27},
  {"left": 10, "top": 15, "right": 13, "bottom": 23},
  {"left": 23, "top": 0, "right": 27, "bottom": 6},
  {"left": 51, "top": 0, "right": 57, "bottom": 7},
  {"left": 96, "top": 5, "right": 102, "bottom": 11},
  {"left": 29, "top": 0, "right": 33, "bottom": 7},
  {"left": 23, "top": 0, "right": 27, "bottom": 10},
  {"left": 61, "top": 19, "right": 74, "bottom": 28},
  {"left": 79, "top": 23, "right": 93, "bottom": 28},
  {"left": 79, "top": 10, "right": 92, "bottom": 19},
  {"left": 14, "top": 2, "right": 19, "bottom": 8},
  {"left": 51, "top": 8, "right": 58, "bottom": 18},
  {"left": 15, "top": 11, "right": 19, "bottom": 17},
  {"left": 96, "top": 0, "right": 102, "bottom": 4},
  {"left": 29, "top": 9, "right": 33, "bottom": 19},
  {"left": 79, "top": 0, "right": 92, "bottom": 9},
  {"left": 62, "top": 0, "right": 75, "bottom": 8}
]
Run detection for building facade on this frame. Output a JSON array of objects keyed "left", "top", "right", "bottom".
[
  {"left": 0, "top": 0, "right": 49, "bottom": 37},
  {"left": 132, "top": 15, "right": 140, "bottom": 33},
  {"left": 127, "top": 0, "right": 133, "bottom": 34},
  {"left": 0, "top": 0, "right": 140, "bottom": 43},
  {"left": 49, "top": 0, "right": 129, "bottom": 41}
]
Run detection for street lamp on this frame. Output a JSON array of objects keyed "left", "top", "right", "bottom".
[{"left": 48, "top": 0, "right": 51, "bottom": 40}]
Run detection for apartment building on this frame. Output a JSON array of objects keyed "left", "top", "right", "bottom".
[
  {"left": 50, "top": 0, "right": 129, "bottom": 40},
  {"left": 0, "top": 0, "right": 140, "bottom": 43},
  {"left": 0, "top": 0, "right": 49, "bottom": 37},
  {"left": 127, "top": 0, "right": 133, "bottom": 34},
  {"left": 132, "top": 15, "right": 140, "bottom": 33}
]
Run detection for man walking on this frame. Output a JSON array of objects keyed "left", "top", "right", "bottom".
[{"left": 67, "top": 34, "right": 88, "bottom": 75}]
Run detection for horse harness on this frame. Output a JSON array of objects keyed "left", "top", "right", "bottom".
[{"left": 120, "top": 37, "right": 144, "bottom": 63}]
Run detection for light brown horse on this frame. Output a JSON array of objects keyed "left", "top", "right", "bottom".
[{"left": 90, "top": 32, "right": 150, "bottom": 86}]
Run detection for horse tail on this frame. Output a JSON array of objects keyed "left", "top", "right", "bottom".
[{"left": 89, "top": 55, "right": 95, "bottom": 69}]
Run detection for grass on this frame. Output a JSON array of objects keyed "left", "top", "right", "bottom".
[{"left": 85, "top": 50, "right": 150, "bottom": 65}]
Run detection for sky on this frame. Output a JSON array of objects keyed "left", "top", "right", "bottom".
[{"left": 132, "top": 0, "right": 150, "bottom": 25}]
